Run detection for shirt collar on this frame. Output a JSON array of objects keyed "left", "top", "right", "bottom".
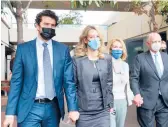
[
  {"left": 36, "top": 37, "right": 52, "bottom": 47},
  {"left": 150, "top": 50, "right": 161, "bottom": 58}
]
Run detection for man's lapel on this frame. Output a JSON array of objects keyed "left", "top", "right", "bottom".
[
  {"left": 145, "top": 51, "right": 160, "bottom": 79},
  {"left": 52, "top": 40, "right": 59, "bottom": 80}
]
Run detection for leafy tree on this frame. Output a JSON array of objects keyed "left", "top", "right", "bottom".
[
  {"left": 130, "top": 1, "right": 168, "bottom": 32},
  {"left": 2, "top": 0, "right": 32, "bottom": 44},
  {"left": 58, "top": 11, "right": 83, "bottom": 25}
]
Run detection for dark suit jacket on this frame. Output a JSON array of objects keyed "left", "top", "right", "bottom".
[
  {"left": 130, "top": 51, "right": 168, "bottom": 109},
  {"left": 6, "top": 39, "right": 78, "bottom": 123},
  {"left": 73, "top": 54, "right": 114, "bottom": 111}
]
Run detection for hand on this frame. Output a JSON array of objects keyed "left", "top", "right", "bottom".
[
  {"left": 65, "top": 118, "right": 75, "bottom": 125},
  {"left": 68, "top": 111, "right": 80, "bottom": 123},
  {"left": 109, "top": 108, "right": 114, "bottom": 113},
  {"left": 3, "top": 115, "right": 15, "bottom": 127},
  {"left": 133, "top": 94, "right": 143, "bottom": 107}
]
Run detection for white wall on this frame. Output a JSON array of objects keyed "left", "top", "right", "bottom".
[
  {"left": 103, "top": 12, "right": 134, "bottom": 25},
  {"left": 10, "top": 25, "right": 108, "bottom": 43},
  {"left": 1, "top": 44, "right": 5, "bottom": 80},
  {"left": 1, "top": 20, "right": 10, "bottom": 80},
  {"left": 107, "top": 14, "right": 168, "bottom": 41},
  {"left": 1, "top": 21, "right": 9, "bottom": 45}
]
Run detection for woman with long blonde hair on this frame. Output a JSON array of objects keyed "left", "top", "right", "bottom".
[
  {"left": 73, "top": 25, "right": 114, "bottom": 127},
  {"left": 108, "top": 39, "right": 134, "bottom": 127}
]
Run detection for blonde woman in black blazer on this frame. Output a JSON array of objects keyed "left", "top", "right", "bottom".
[{"left": 73, "top": 25, "right": 114, "bottom": 127}]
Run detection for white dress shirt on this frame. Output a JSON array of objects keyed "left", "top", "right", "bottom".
[
  {"left": 112, "top": 57, "right": 134, "bottom": 106},
  {"left": 35, "top": 37, "right": 56, "bottom": 99},
  {"left": 150, "top": 51, "right": 164, "bottom": 76}
]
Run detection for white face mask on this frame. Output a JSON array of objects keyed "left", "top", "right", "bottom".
[{"left": 151, "top": 43, "right": 161, "bottom": 52}]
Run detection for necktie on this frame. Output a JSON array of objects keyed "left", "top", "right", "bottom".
[
  {"left": 154, "top": 54, "right": 162, "bottom": 78},
  {"left": 42, "top": 43, "right": 55, "bottom": 100}
]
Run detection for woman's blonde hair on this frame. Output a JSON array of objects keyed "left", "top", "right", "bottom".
[
  {"left": 74, "top": 25, "right": 104, "bottom": 58},
  {"left": 108, "top": 39, "right": 127, "bottom": 60}
]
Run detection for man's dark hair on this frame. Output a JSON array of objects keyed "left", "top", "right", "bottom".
[{"left": 35, "top": 10, "right": 59, "bottom": 26}]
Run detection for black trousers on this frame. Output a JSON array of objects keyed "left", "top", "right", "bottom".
[{"left": 137, "top": 95, "right": 168, "bottom": 127}]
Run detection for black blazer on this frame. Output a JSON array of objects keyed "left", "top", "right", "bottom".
[
  {"left": 73, "top": 54, "right": 114, "bottom": 111},
  {"left": 130, "top": 51, "right": 168, "bottom": 109}
]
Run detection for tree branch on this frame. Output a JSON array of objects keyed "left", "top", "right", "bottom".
[
  {"left": 141, "top": 2, "right": 150, "bottom": 8},
  {"left": 148, "top": 20, "right": 152, "bottom": 32},
  {"left": 141, "top": 8, "right": 150, "bottom": 17},
  {"left": 22, "top": 0, "right": 32, "bottom": 14},
  {"left": 6, "top": 1, "right": 16, "bottom": 18}
]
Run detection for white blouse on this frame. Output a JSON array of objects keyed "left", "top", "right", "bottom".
[{"left": 112, "top": 57, "right": 134, "bottom": 106}]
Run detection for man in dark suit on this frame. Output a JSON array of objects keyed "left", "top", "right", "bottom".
[
  {"left": 4, "top": 10, "right": 79, "bottom": 127},
  {"left": 130, "top": 32, "right": 168, "bottom": 127}
]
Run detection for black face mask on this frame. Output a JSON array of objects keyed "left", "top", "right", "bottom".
[
  {"left": 40, "top": 27, "right": 56, "bottom": 40},
  {"left": 161, "top": 49, "right": 167, "bottom": 52}
]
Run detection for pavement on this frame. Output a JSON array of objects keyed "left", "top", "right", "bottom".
[{"left": 1, "top": 96, "right": 139, "bottom": 127}]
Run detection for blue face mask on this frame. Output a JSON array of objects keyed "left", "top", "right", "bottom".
[
  {"left": 111, "top": 50, "right": 123, "bottom": 59},
  {"left": 88, "top": 38, "right": 100, "bottom": 50}
]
